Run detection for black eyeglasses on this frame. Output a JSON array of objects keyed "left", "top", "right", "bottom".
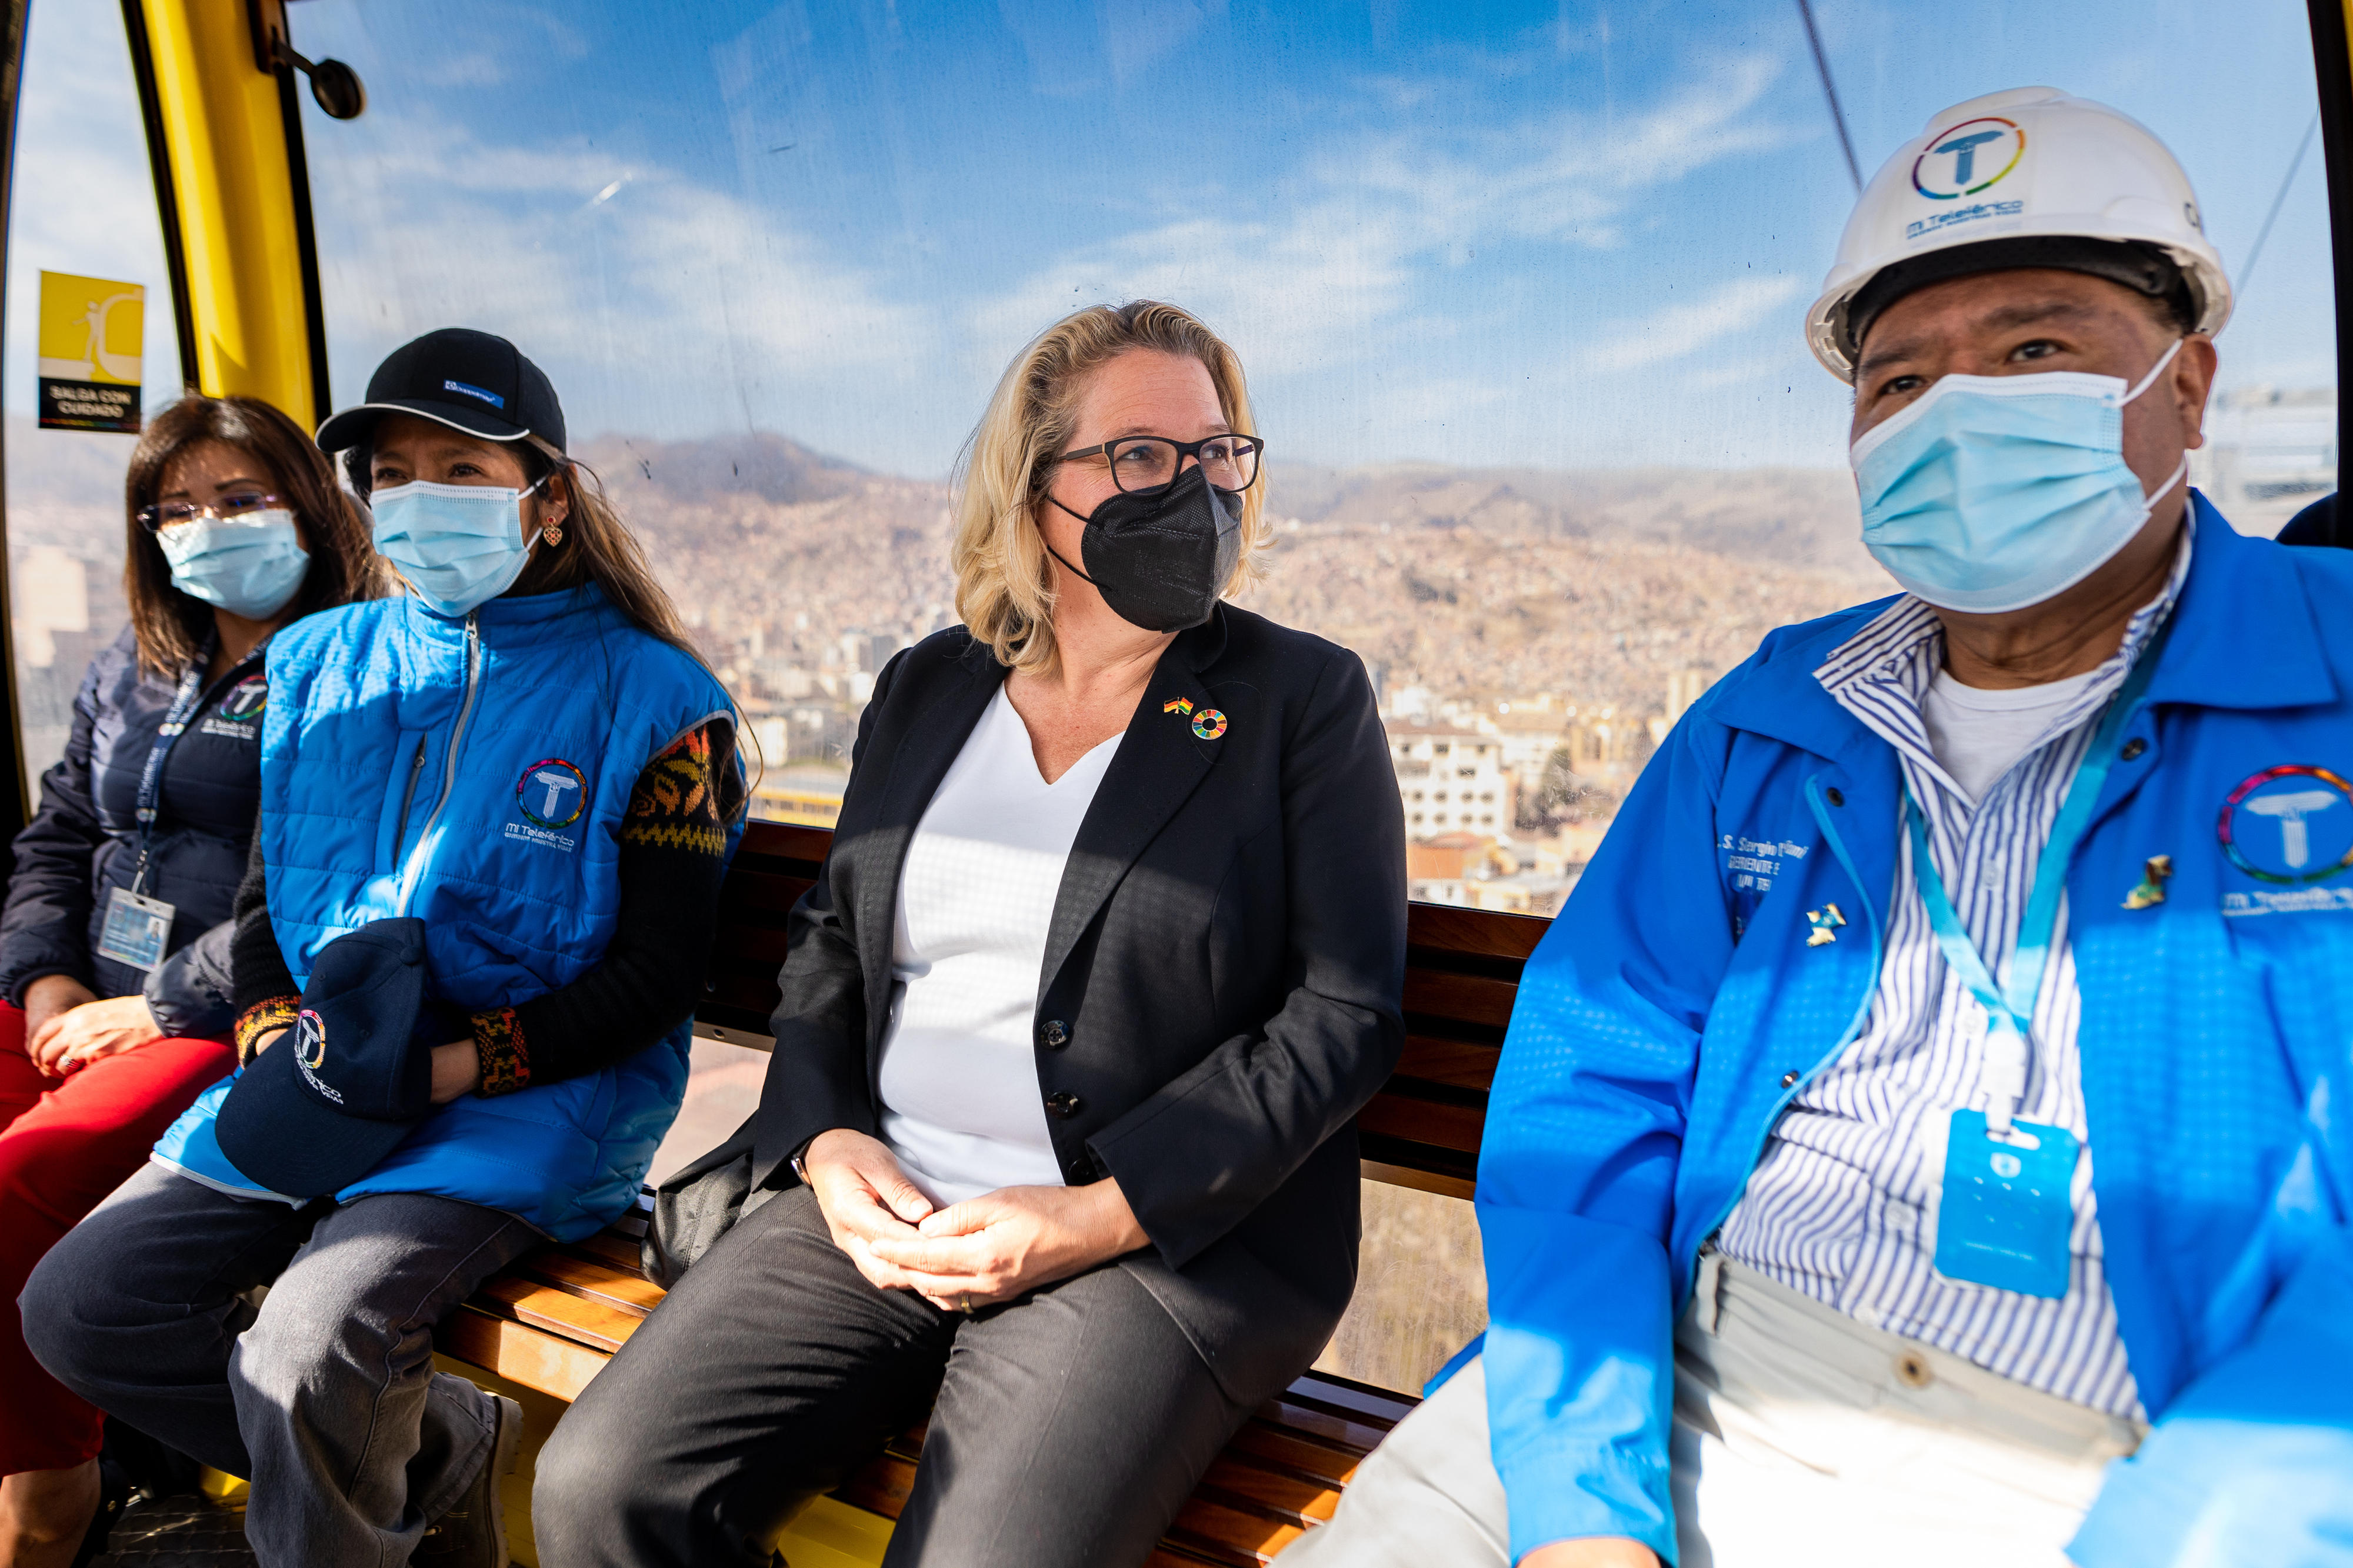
[
  {"left": 1058, "top": 435, "right": 1263, "bottom": 495},
  {"left": 136, "top": 492, "right": 284, "bottom": 533}
]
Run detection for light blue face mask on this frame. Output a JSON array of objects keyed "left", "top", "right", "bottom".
[
  {"left": 369, "top": 477, "right": 545, "bottom": 618},
  {"left": 156, "top": 509, "right": 310, "bottom": 620},
  {"left": 1851, "top": 338, "right": 2188, "bottom": 615}
]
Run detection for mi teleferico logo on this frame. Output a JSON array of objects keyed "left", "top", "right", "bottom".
[
  {"left": 1912, "top": 116, "right": 2025, "bottom": 201},
  {"left": 516, "top": 758, "right": 588, "bottom": 829}
]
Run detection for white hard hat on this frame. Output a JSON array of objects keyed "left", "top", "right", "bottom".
[{"left": 1805, "top": 86, "right": 2232, "bottom": 382}]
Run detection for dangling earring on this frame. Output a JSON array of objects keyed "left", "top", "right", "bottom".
[{"left": 542, "top": 519, "right": 564, "bottom": 546}]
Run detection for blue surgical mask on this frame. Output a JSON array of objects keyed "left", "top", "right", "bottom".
[
  {"left": 369, "top": 477, "right": 544, "bottom": 618},
  {"left": 1851, "top": 339, "right": 2188, "bottom": 614},
  {"left": 156, "top": 509, "right": 310, "bottom": 620}
]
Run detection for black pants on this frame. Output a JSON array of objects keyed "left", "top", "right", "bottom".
[{"left": 532, "top": 1186, "right": 1261, "bottom": 1568}]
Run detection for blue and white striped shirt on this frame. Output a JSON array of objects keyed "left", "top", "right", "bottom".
[{"left": 1717, "top": 533, "right": 2193, "bottom": 1419}]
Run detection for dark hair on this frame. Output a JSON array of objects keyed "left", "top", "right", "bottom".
[{"left": 124, "top": 396, "right": 382, "bottom": 675}]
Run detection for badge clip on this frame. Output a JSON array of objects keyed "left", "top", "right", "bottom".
[
  {"left": 1805, "top": 903, "right": 1847, "bottom": 946},
  {"left": 2121, "top": 854, "right": 2173, "bottom": 910}
]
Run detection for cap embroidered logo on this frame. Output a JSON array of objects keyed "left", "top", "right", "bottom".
[{"left": 295, "top": 1007, "right": 326, "bottom": 1070}]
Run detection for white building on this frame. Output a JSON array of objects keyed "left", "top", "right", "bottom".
[
  {"left": 1388, "top": 725, "right": 1515, "bottom": 837},
  {"left": 2192, "top": 386, "right": 2336, "bottom": 538}
]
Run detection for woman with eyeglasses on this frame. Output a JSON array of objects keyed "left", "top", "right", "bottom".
[
  {"left": 534, "top": 301, "right": 1408, "bottom": 1568},
  {"left": 24, "top": 328, "right": 749, "bottom": 1568},
  {"left": 0, "top": 395, "right": 377, "bottom": 1568}
]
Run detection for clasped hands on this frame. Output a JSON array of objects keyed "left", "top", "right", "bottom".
[
  {"left": 802, "top": 1127, "right": 1148, "bottom": 1310},
  {"left": 22, "top": 975, "right": 160, "bottom": 1077}
]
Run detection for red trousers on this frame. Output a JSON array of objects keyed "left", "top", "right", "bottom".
[{"left": 0, "top": 1001, "right": 234, "bottom": 1475}]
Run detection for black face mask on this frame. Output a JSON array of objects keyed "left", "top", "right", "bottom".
[{"left": 1046, "top": 463, "right": 1242, "bottom": 632}]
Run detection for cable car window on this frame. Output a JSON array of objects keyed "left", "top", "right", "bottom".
[
  {"left": 3, "top": 0, "right": 189, "bottom": 794},
  {"left": 279, "top": 0, "right": 2333, "bottom": 866}
]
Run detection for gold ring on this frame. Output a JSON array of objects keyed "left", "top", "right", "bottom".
[{"left": 960, "top": 1293, "right": 972, "bottom": 1313}]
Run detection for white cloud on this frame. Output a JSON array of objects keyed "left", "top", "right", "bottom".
[
  {"left": 969, "top": 51, "right": 1803, "bottom": 377},
  {"left": 306, "top": 114, "right": 936, "bottom": 453},
  {"left": 1580, "top": 278, "right": 1807, "bottom": 373}
]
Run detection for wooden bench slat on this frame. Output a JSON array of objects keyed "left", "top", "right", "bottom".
[
  {"left": 1193, "top": 1454, "right": 1343, "bottom": 1526},
  {"left": 1401, "top": 966, "right": 1519, "bottom": 1030},
  {"left": 514, "top": 1249, "right": 664, "bottom": 1316},
  {"left": 1164, "top": 1492, "right": 1309, "bottom": 1566},
  {"left": 736, "top": 820, "right": 835, "bottom": 866},
  {"left": 1356, "top": 1090, "right": 1487, "bottom": 1156},
  {"left": 1393, "top": 1033, "right": 1501, "bottom": 1090},
  {"left": 1405, "top": 902, "right": 1547, "bottom": 960},
  {"left": 1221, "top": 1422, "right": 1373, "bottom": 1489},
  {"left": 436, "top": 1306, "right": 609, "bottom": 1403},
  {"left": 474, "top": 1276, "right": 645, "bottom": 1355}
]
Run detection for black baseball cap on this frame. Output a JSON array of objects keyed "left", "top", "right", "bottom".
[
  {"left": 315, "top": 328, "right": 566, "bottom": 455},
  {"left": 215, "top": 918, "right": 447, "bottom": 1199}
]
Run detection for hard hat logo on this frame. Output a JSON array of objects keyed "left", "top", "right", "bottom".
[
  {"left": 1804, "top": 88, "right": 2234, "bottom": 382},
  {"left": 1912, "top": 118, "right": 2025, "bottom": 200}
]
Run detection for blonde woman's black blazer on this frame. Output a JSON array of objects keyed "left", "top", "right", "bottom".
[{"left": 751, "top": 603, "right": 1408, "bottom": 1398}]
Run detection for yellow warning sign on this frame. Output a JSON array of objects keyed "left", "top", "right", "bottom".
[{"left": 37, "top": 270, "right": 144, "bottom": 432}]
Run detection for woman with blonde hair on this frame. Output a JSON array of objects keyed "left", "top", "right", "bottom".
[
  {"left": 26, "top": 329, "right": 746, "bottom": 1567},
  {"left": 533, "top": 299, "right": 1408, "bottom": 1567}
]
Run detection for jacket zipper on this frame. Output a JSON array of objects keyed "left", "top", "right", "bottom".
[
  {"left": 391, "top": 738, "right": 428, "bottom": 859},
  {"left": 1689, "top": 773, "right": 1887, "bottom": 1292},
  {"left": 395, "top": 610, "right": 484, "bottom": 916}
]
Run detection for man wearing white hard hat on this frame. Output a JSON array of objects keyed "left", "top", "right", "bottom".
[{"left": 1285, "top": 88, "right": 2353, "bottom": 1568}]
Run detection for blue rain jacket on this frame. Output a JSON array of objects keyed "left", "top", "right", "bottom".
[
  {"left": 1475, "top": 497, "right": 2353, "bottom": 1566},
  {"left": 154, "top": 585, "right": 740, "bottom": 1240}
]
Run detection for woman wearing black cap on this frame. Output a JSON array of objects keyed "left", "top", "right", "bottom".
[{"left": 24, "top": 329, "right": 748, "bottom": 1568}]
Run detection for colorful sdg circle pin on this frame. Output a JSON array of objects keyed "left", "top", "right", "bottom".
[{"left": 1191, "top": 709, "right": 1228, "bottom": 741}]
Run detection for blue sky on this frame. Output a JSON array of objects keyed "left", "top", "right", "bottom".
[{"left": 7, "top": 0, "right": 2337, "bottom": 478}]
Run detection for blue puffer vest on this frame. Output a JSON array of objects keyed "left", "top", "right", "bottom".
[{"left": 154, "top": 584, "right": 741, "bottom": 1240}]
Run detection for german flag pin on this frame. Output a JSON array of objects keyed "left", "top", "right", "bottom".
[{"left": 1162, "top": 698, "right": 1194, "bottom": 716}]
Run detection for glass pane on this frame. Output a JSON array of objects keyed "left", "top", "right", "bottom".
[
  {"left": 3, "top": 0, "right": 186, "bottom": 794},
  {"left": 280, "top": 0, "right": 2333, "bottom": 873}
]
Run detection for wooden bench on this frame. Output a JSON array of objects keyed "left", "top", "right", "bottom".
[{"left": 436, "top": 822, "right": 1547, "bottom": 1565}]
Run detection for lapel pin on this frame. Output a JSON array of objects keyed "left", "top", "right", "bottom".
[
  {"left": 1162, "top": 698, "right": 1194, "bottom": 716},
  {"left": 2122, "top": 854, "right": 2173, "bottom": 910},
  {"left": 1191, "top": 708, "right": 1228, "bottom": 740},
  {"left": 1805, "top": 903, "right": 1847, "bottom": 947}
]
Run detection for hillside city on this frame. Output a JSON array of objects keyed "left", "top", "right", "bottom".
[{"left": 3, "top": 386, "right": 2330, "bottom": 918}]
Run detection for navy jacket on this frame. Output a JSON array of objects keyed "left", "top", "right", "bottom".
[{"left": 0, "top": 627, "right": 269, "bottom": 1036}]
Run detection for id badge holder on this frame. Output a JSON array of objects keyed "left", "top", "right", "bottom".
[
  {"left": 1933, "top": 1108, "right": 2078, "bottom": 1299},
  {"left": 95, "top": 886, "right": 175, "bottom": 971}
]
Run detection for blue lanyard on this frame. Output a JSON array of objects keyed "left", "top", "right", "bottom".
[
  {"left": 128, "top": 636, "right": 231, "bottom": 894},
  {"left": 1902, "top": 622, "right": 2169, "bottom": 1135}
]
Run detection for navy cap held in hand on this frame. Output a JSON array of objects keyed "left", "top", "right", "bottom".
[{"left": 215, "top": 918, "right": 436, "bottom": 1200}]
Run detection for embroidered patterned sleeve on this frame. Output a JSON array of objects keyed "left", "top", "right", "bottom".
[
  {"left": 230, "top": 815, "right": 301, "bottom": 1064},
  {"left": 468, "top": 720, "right": 736, "bottom": 1096}
]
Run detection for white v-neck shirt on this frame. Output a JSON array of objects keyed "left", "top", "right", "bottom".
[{"left": 876, "top": 687, "right": 1123, "bottom": 1207}]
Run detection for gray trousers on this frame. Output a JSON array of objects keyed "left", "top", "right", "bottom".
[
  {"left": 20, "top": 1161, "right": 539, "bottom": 1567},
  {"left": 533, "top": 1185, "right": 1269, "bottom": 1568},
  {"left": 1282, "top": 1256, "right": 2144, "bottom": 1567}
]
